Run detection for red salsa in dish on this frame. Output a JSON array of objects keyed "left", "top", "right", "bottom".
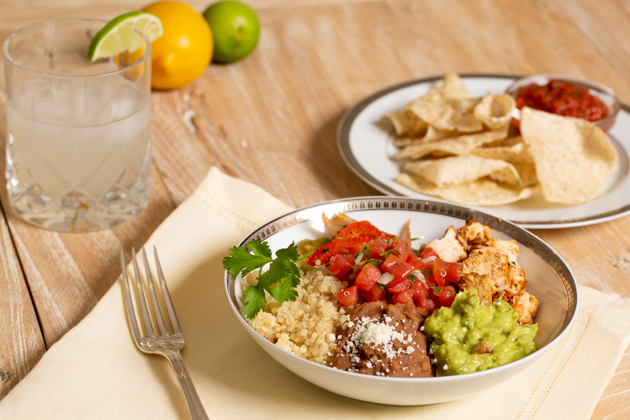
[{"left": 514, "top": 80, "right": 609, "bottom": 124}]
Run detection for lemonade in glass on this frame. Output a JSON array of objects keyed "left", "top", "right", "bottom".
[{"left": 3, "top": 18, "right": 152, "bottom": 232}]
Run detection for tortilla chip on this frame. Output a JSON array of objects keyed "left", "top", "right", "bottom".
[
  {"left": 471, "top": 137, "right": 534, "bottom": 164},
  {"left": 382, "top": 108, "right": 428, "bottom": 136},
  {"left": 473, "top": 93, "right": 515, "bottom": 132},
  {"left": 447, "top": 97, "right": 481, "bottom": 114},
  {"left": 442, "top": 73, "right": 471, "bottom": 98},
  {"left": 393, "top": 137, "right": 417, "bottom": 148},
  {"left": 395, "top": 173, "right": 539, "bottom": 206},
  {"left": 498, "top": 136, "right": 523, "bottom": 147},
  {"left": 396, "top": 130, "right": 507, "bottom": 159},
  {"left": 520, "top": 107, "right": 618, "bottom": 204},
  {"left": 512, "top": 163, "right": 538, "bottom": 187},
  {"left": 403, "top": 155, "right": 522, "bottom": 187},
  {"left": 408, "top": 85, "right": 483, "bottom": 133},
  {"left": 410, "top": 99, "right": 482, "bottom": 132},
  {"left": 393, "top": 125, "right": 461, "bottom": 147},
  {"left": 488, "top": 164, "right": 523, "bottom": 186},
  {"left": 422, "top": 125, "right": 463, "bottom": 142}
]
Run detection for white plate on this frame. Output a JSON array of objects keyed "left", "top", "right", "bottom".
[
  {"left": 337, "top": 74, "right": 630, "bottom": 229},
  {"left": 225, "top": 198, "right": 578, "bottom": 405}
]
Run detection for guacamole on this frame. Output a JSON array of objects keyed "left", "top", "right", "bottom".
[{"left": 423, "top": 289, "right": 538, "bottom": 376}]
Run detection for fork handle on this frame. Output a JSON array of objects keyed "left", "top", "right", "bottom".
[{"left": 163, "top": 350, "right": 209, "bottom": 420}]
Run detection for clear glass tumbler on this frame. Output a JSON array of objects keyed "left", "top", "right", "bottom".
[{"left": 3, "top": 18, "right": 152, "bottom": 232}]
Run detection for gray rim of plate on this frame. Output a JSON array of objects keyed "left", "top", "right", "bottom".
[
  {"left": 336, "top": 73, "right": 630, "bottom": 227},
  {"left": 227, "top": 196, "right": 578, "bottom": 347}
]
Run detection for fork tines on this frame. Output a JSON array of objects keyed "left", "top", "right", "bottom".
[{"left": 121, "top": 247, "right": 182, "bottom": 341}]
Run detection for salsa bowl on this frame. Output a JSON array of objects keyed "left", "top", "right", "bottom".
[
  {"left": 505, "top": 73, "right": 620, "bottom": 132},
  {"left": 224, "top": 197, "right": 579, "bottom": 405}
]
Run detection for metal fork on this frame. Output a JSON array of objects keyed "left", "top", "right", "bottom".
[{"left": 121, "top": 247, "right": 209, "bottom": 420}]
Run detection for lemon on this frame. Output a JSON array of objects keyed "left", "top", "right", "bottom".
[
  {"left": 142, "top": 1, "right": 213, "bottom": 90},
  {"left": 202, "top": 1, "right": 260, "bottom": 63},
  {"left": 87, "top": 11, "right": 163, "bottom": 61}
]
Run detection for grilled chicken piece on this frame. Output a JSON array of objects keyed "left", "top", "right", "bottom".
[
  {"left": 457, "top": 220, "right": 491, "bottom": 249},
  {"left": 460, "top": 235, "right": 537, "bottom": 324},
  {"left": 505, "top": 264, "right": 527, "bottom": 299},
  {"left": 426, "top": 226, "right": 468, "bottom": 262},
  {"left": 509, "top": 292, "right": 539, "bottom": 325},
  {"left": 484, "top": 238, "right": 519, "bottom": 264},
  {"left": 477, "top": 238, "right": 526, "bottom": 300},
  {"left": 458, "top": 273, "right": 497, "bottom": 305},
  {"left": 461, "top": 246, "right": 512, "bottom": 297}
]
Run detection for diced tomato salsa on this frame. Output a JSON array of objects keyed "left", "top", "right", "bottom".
[
  {"left": 514, "top": 80, "right": 609, "bottom": 129},
  {"left": 307, "top": 220, "right": 463, "bottom": 313}
]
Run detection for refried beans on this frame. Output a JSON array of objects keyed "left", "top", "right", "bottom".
[{"left": 331, "top": 301, "right": 434, "bottom": 377}]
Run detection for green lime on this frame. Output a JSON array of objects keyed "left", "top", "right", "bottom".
[
  {"left": 202, "top": 1, "right": 260, "bottom": 63},
  {"left": 87, "top": 11, "right": 164, "bottom": 61}
]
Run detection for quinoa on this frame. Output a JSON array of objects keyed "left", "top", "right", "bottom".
[{"left": 241, "top": 267, "right": 350, "bottom": 365}]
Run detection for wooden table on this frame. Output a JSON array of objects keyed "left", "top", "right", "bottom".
[{"left": 1, "top": 0, "right": 630, "bottom": 417}]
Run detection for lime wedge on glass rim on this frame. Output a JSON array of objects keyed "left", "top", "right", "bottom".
[{"left": 87, "top": 11, "right": 163, "bottom": 61}]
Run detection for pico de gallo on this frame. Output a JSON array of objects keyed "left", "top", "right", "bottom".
[
  {"left": 513, "top": 80, "right": 609, "bottom": 129},
  {"left": 301, "top": 220, "right": 461, "bottom": 313}
]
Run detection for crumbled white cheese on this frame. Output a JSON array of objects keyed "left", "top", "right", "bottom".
[
  {"left": 355, "top": 322, "right": 395, "bottom": 345},
  {"left": 334, "top": 312, "right": 423, "bottom": 376}
]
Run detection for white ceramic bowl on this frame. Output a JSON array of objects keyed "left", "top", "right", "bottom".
[{"left": 224, "top": 197, "right": 579, "bottom": 406}]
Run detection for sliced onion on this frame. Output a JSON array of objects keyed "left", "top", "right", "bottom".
[
  {"left": 411, "top": 270, "right": 427, "bottom": 286},
  {"left": 422, "top": 256, "right": 437, "bottom": 264},
  {"left": 377, "top": 272, "right": 395, "bottom": 285},
  {"left": 355, "top": 251, "right": 364, "bottom": 265},
  {"left": 411, "top": 270, "right": 425, "bottom": 281}
]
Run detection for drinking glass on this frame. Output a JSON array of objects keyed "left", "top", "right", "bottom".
[{"left": 3, "top": 18, "right": 152, "bottom": 232}]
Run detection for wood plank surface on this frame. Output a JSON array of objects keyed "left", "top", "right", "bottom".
[
  {"left": 1, "top": 0, "right": 630, "bottom": 417},
  {"left": 0, "top": 200, "right": 45, "bottom": 399}
]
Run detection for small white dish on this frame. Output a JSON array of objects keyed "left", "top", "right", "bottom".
[
  {"left": 224, "top": 198, "right": 578, "bottom": 406},
  {"left": 505, "top": 73, "right": 620, "bottom": 132},
  {"left": 337, "top": 74, "right": 630, "bottom": 229}
]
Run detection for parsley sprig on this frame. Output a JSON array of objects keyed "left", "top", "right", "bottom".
[{"left": 223, "top": 239, "right": 301, "bottom": 319}]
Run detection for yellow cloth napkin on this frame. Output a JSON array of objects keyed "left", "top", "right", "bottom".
[{"left": 2, "top": 167, "right": 630, "bottom": 420}]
